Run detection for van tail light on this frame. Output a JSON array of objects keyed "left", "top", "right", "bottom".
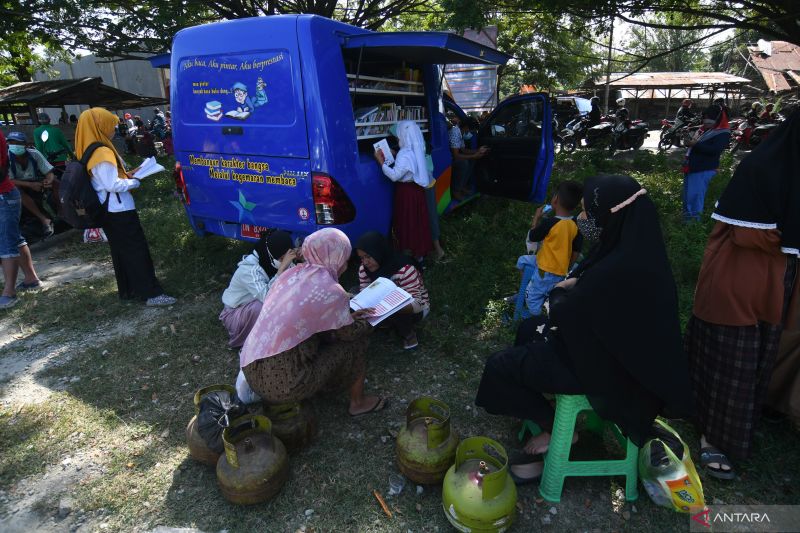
[
  {"left": 312, "top": 172, "right": 355, "bottom": 225},
  {"left": 174, "top": 162, "right": 190, "bottom": 205}
]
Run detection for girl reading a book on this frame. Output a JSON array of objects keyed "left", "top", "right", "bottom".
[
  {"left": 241, "top": 228, "right": 387, "bottom": 417},
  {"left": 356, "top": 231, "right": 430, "bottom": 350},
  {"left": 374, "top": 120, "right": 432, "bottom": 261}
]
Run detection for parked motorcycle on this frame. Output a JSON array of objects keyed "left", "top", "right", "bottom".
[
  {"left": 559, "top": 117, "right": 590, "bottom": 153},
  {"left": 658, "top": 117, "right": 699, "bottom": 151},
  {"left": 584, "top": 115, "right": 616, "bottom": 149},
  {"left": 730, "top": 117, "right": 781, "bottom": 152},
  {"left": 610, "top": 120, "right": 649, "bottom": 152}
]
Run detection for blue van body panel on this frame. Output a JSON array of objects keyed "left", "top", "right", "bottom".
[{"left": 171, "top": 15, "right": 551, "bottom": 244}]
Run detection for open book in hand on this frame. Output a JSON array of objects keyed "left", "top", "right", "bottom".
[
  {"left": 132, "top": 157, "right": 166, "bottom": 179},
  {"left": 350, "top": 277, "right": 413, "bottom": 326}
]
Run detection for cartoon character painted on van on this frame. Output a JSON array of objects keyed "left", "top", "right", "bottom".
[{"left": 181, "top": 52, "right": 283, "bottom": 123}]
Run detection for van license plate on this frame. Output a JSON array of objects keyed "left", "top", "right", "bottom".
[{"left": 241, "top": 224, "right": 270, "bottom": 239}]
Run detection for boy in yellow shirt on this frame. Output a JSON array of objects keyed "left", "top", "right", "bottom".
[{"left": 517, "top": 180, "right": 583, "bottom": 315}]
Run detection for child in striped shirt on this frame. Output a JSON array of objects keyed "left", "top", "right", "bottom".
[{"left": 356, "top": 231, "right": 430, "bottom": 350}]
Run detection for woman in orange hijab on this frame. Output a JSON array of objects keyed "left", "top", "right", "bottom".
[{"left": 75, "top": 107, "right": 175, "bottom": 306}]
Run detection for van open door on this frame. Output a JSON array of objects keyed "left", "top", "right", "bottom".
[{"left": 475, "top": 93, "right": 553, "bottom": 203}]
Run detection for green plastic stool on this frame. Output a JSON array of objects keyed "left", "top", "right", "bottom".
[{"left": 518, "top": 394, "right": 639, "bottom": 503}]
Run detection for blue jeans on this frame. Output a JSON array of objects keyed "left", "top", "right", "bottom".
[
  {"left": 0, "top": 188, "right": 26, "bottom": 259},
  {"left": 683, "top": 170, "right": 716, "bottom": 222},
  {"left": 517, "top": 255, "right": 564, "bottom": 316}
]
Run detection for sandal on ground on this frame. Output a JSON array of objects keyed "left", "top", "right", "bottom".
[
  {"left": 509, "top": 459, "right": 544, "bottom": 486},
  {"left": 403, "top": 332, "right": 419, "bottom": 350},
  {"left": 0, "top": 295, "right": 19, "bottom": 309},
  {"left": 16, "top": 280, "right": 42, "bottom": 291},
  {"left": 42, "top": 222, "right": 54, "bottom": 238},
  {"left": 349, "top": 396, "right": 387, "bottom": 418},
  {"left": 699, "top": 446, "right": 736, "bottom": 480},
  {"left": 146, "top": 294, "right": 177, "bottom": 306}
]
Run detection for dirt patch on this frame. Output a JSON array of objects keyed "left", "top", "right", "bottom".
[{"left": 0, "top": 449, "right": 107, "bottom": 533}]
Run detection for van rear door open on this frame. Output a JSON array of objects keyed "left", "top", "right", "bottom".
[{"left": 172, "top": 18, "right": 314, "bottom": 240}]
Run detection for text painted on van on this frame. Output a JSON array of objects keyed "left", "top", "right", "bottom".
[{"left": 187, "top": 154, "right": 297, "bottom": 187}]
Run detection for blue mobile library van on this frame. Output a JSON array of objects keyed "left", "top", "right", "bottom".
[{"left": 170, "top": 15, "right": 554, "bottom": 243}]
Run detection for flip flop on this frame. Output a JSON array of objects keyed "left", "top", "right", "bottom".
[
  {"left": 509, "top": 458, "right": 544, "bottom": 486},
  {"left": 349, "top": 396, "right": 387, "bottom": 418},
  {"left": 699, "top": 446, "right": 736, "bottom": 480}
]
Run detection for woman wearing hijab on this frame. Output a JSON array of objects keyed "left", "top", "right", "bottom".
[
  {"left": 476, "top": 175, "right": 693, "bottom": 484},
  {"left": 375, "top": 120, "right": 433, "bottom": 260},
  {"left": 219, "top": 230, "right": 296, "bottom": 348},
  {"left": 686, "top": 110, "right": 799, "bottom": 479},
  {"left": 241, "top": 228, "right": 386, "bottom": 417},
  {"left": 355, "top": 231, "right": 430, "bottom": 350},
  {"left": 682, "top": 105, "right": 731, "bottom": 222},
  {"left": 75, "top": 108, "right": 175, "bottom": 306}
]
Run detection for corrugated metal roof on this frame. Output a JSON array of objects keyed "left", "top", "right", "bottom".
[
  {"left": 593, "top": 72, "right": 750, "bottom": 88},
  {"left": 0, "top": 77, "right": 167, "bottom": 109},
  {"left": 748, "top": 41, "right": 800, "bottom": 93}
]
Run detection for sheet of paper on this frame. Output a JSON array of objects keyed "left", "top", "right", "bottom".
[
  {"left": 373, "top": 139, "right": 395, "bottom": 165},
  {"left": 132, "top": 157, "right": 165, "bottom": 179}
]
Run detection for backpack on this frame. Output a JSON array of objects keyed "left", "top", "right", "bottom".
[{"left": 59, "top": 142, "right": 110, "bottom": 229}]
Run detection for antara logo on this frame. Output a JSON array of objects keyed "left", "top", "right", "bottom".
[
  {"left": 692, "top": 508, "right": 772, "bottom": 528},
  {"left": 692, "top": 509, "right": 711, "bottom": 528}
]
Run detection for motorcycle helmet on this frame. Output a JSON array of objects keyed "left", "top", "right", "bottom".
[
  {"left": 681, "top": 99, "right": 692, "bottom": 107},
  {"left": 616, "top": 98, "right": 626, "bottom": 107},
  {"left": 590, "top": 96, "right": 600, "bottom": 105},
  {"left": 751, "top": 102, "right": 762, "bottom": 110},
  {"left": 37, "top": 112, "right": 51, "bottom": 124}
]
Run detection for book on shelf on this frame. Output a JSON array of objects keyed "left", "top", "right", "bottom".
[{"left": 350, "top": 277, "right": 413, "bottom": 326}]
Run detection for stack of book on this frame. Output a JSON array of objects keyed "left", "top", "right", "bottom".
[{"left": 353, "top": 104, "right": 428, "bottom": 137}]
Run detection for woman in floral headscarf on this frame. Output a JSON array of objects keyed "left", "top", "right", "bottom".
[{"left": 241, "top": 228, "right": 386, "bottom": 417}]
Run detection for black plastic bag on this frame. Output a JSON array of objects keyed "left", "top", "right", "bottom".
[{"left": 197, "top": 390, "right": 247, "bottom": 454}]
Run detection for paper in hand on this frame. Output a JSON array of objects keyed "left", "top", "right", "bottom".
[
  {"left": 373, "top": 139, "right": 395, "bottom": 165},
  {"left": 132, "top": 157, "right": 166, "bottom": 179}
]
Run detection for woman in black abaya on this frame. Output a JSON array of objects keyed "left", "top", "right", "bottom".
[{"left": 476, "top": 174, "right": 693, "bottom": 483}]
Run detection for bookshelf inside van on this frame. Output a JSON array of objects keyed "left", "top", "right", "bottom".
[{"left": 346, "top": 62, "right": 430, "bottom": 143}]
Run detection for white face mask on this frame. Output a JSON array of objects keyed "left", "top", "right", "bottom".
[{"left": 8, "top": 145, "right": 26, "bottom": 156}]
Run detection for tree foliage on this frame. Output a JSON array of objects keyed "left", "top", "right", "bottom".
[
  {"left": 441, "top": 0, "right": 800, "bottom": 47},
  {"left": 618, "top": 14, "right": 711, "bottom": 72}
]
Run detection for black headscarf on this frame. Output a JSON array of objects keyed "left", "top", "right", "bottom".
[
  {"left": 550, "top": 175, "right": 693, "bottom": 446},
  {"left": 713, "top": 109, "right": 800, "bottom": 257},
  {"left": 256, "top": 230, "right": 293, "bottom": 278},
  {"left": 355, "top": 231, "right": 417, "bottom": 282}
]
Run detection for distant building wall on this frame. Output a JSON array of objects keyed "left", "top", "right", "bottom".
[{"left": 33, "top": 54, "right": 168, "bottom": 124}]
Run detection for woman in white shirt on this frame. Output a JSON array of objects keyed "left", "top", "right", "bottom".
[
  {"left": 74, "top": 108, "right": 175, "bottom": 306},
  {"left": 374, "top": 120, "right": 432, "bottom": 261},
  {"left": 219, "top": 230, "right": 296, "bottom": 348}
]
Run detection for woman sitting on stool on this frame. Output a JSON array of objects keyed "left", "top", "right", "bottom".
[{"left": 475, "top": 175, "right": 693, "bottom": 484}]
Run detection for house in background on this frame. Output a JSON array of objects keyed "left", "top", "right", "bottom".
[
  {"left": 746, "top": 40, "right": 800, "bottom": 95},
  {"left": 33, "top": 54, "right": 169, "bottom": 123}
]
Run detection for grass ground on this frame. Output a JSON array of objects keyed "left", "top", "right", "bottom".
[{"left": 1, "top": 149, "right": 798, "bottom": 532}]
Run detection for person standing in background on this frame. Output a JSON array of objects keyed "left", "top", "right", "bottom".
[
  {"left": 74, "top": 107, "right": 176, "bottom": 306},
  {"left": 0, "top": 131, "right": 42, "bottom": 309}
]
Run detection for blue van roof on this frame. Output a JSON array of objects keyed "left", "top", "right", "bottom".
[{"left": 341, "top": 31, "right": 511, "bottom": 65}]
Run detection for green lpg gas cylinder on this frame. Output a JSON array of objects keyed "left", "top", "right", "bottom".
[
  {"left": 441, "top": 437, "right": 517, "bottom": 532},
  {"left": 216, "top": 415, "right": 289, "bottom": 505},
  {"left": 396, "top": 397, "right": 459, "bottom": 484},
  {"left": 265, "top": 402, "right": 317, "bottom": 453},
  {"left": 186, "top": 384, "right": 236, "bottom": 466}
]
